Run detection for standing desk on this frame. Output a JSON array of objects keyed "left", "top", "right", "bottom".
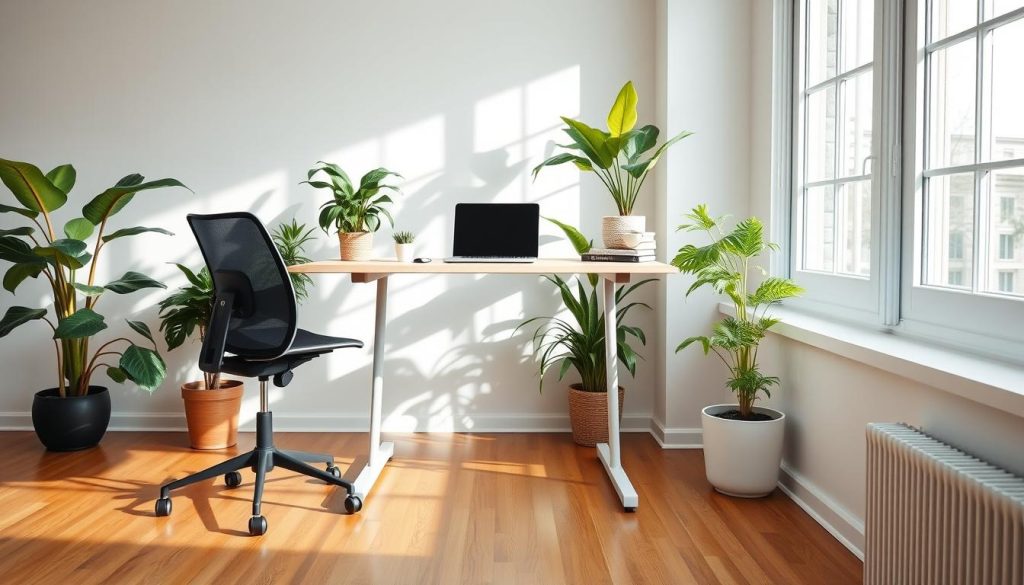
[{"left": 289, "top": 258, "right": 676, "bottom": 511}]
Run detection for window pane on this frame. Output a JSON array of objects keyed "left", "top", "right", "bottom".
[
  {"left": 986, "top": 167, "right": 1024, "bottom": 296},
  {"left": 924, "top": 173, "right": 975, "bottom": 288},
  {"left": 806, "top": 85, "right": 837, "bottom": 181},
  {"left": 986, "top": 0, "right": 1024, "bottom": 19},
  {"left": 928, "top": 38, "right": 977, "bottom": 169},
  {"left": 838, "top": 180, "right": 872, "bottom": 275},
  {"left": 842, "top": 0, "right": 873, "bottom": 71},
  {"left": 987, "top": 17, "right": 1024, "bottom": 162},
  {"left": 807, "top": 0, "right": 839, "bottom": 86},
  {"left": 930, "top": 0, "right": 978, "bottom": 41},
  {"left": 804, "top": 185, "right": 836, "bottom": 272},
  {"left": 841, "top": 71, "right": 873, "bottom": 177}
]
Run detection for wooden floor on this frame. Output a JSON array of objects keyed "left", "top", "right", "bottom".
[{"left": 0, "top": 431, "right": 861, "bottom": 585}]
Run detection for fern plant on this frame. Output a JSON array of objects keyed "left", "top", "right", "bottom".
[
  {"left": 672, "top": 205, "right": 803, "bottom": 419},
  {"left": 271, "top": 218, "right": 316, "bottom": 302}
]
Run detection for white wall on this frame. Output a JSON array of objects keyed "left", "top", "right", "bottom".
[
  {"left": 0, "top": 0, "right": 661, "bottom": 432},
  {"left": 654, "top": 0, "right": 754, "bottom": 446},
  {"left": 749, "top": 0, "right": 1024, "bottom": 556}
]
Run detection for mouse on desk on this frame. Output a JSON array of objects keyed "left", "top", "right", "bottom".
[{"left": 413, "top": 257, "right": 432, "bottom": 263}]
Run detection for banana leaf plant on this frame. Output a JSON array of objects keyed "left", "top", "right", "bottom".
[
  {"left": 303, "top": 161, "right": 402, "bottom": 234},
  {"left": 0, "top": 158, "right": 190, "bottom": 397},
  {"left": 515, "top": 218, "right": 653, "bottom": 392},
  {"left": 532, "top": 81, "right": 692, "bottom": 216},
  {"left": 672, "top": 205, "right": 803, "bottom": 419}
]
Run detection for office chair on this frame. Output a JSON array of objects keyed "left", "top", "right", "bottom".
[{"left": 155, "top": 212, "right": 364, "bottom": 536}]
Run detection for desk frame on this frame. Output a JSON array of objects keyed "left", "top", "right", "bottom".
[{"left": 290, "top": 259, "right": 675, "bottom": 511}]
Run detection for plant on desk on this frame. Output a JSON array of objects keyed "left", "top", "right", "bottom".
[
  {"left": 0, "top": 157, "right": 187, "bottom": 450},
  {"left": 392, "top": 230, "right": 415, "bottom": 263},
  {"left": 303, "top": 161, "right": 402, "bottom": 261},
  {"left": 158, "top": 218, "right": 316, "bottom": 449},
  {"left": 532, "top": 81, "right": 692, "bottom": 250},
  {"left": 516, "top": 218, "right": 654, "bottom": 446},
  {"left": 672, "top": 204, "right": 802, "bottom": 497}
]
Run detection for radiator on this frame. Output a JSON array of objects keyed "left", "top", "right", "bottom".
[{"left": 866, "top": 423, "right": 1024, "bottom": 585}]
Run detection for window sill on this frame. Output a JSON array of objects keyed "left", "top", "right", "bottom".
[{"left": 717, "top": 303, "right": 1024, "bottom": 419}]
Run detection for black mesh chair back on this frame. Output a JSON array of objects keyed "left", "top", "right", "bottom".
[{"left": 187, "top": 212, "right": 297, "bottom": 361}]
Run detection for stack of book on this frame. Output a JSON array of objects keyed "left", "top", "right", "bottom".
[{"left": 582, "top": 233, "right": 656, "bottom": 263}]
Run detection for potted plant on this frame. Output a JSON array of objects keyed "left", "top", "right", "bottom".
[
  {"left": 672, "top": 205, "right": 802, "bottom": 497},
  {"left": 303, "top": 161, "right": 402, "bottom": 261},
  {"left": 516, "top": 218, "right": 653, "bottom": 446},
  {"left": 532, "top": 81, "right": 692, "bottom": 249},
  {"left": 0, "top": 158, "right": 186, "bottom": 450},
  {"left": 393, "top": 230, "right": 415, "bottom": 262},
  {"left": 159, "top": 218, "right": 316, "bottom": 450}
]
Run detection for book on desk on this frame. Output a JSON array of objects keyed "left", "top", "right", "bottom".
[{"left": 582, "top": 233, "right": 656, "bottom": 263}]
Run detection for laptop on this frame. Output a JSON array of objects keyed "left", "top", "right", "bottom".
[{"left": 444, "top": 203, "right": 539, "bottom": 263}]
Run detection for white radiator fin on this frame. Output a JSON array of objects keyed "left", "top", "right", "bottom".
[{"left": 866, "top": 423, "right": 1024, "bottom": 585}]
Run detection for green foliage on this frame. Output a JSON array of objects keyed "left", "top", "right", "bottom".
[
  {"left": 270, "top": 218, "right": 316, "bottom": 303},
  {"left": 672, "top": 205, "right": 803, "bottom": 418},
  {"left": 532, "top": 81, "right": 692, "bottom": 216},
  {"left": 303, "top": 161, "right": 402, "bottom": 234},
  {"left": 0, "top": 158, "right": 186, "bottom": 397},
  {"left": 392, "top": 230, "right": 415, "bottom": 244}
]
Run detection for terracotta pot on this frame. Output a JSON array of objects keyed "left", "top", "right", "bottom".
[
  {"left": 181, "top": 379, "right": 244, "bottom": 450},
  {"left": 567, "top": 383, "right": 625, "bottom": 447},
  {"left": 338, "top": 231, "right": 373, "bottom": 261},
  {"left": 601, "top": 215, "right": 646, "bottom": 249}
]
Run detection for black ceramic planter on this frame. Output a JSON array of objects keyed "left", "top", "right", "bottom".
[{"left": 31, "top": 386, "right": 111, "bottom": 451}]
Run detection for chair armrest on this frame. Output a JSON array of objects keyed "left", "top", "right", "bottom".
[{"left": 199, "top": 292, "right": 235, "bottom": 373}]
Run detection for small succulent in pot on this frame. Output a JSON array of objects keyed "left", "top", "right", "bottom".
[{"left": 392, "top": 230, "right": 415, "bottom": 262}]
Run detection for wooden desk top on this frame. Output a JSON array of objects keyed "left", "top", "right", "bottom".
[{"left": 289, "top": 258, "right": 676, "bottom": 282}]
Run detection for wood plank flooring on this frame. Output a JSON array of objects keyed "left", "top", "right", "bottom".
[{"left": 0, "top": 431, "right": 861, "bottom": 584}]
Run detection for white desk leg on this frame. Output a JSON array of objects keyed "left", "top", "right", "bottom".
[
  {"left": 351, "top": 276, "right": 394, "bottom": 498},
  {"left": 596, "top": 276, "right": 639, "bottom": 511}
]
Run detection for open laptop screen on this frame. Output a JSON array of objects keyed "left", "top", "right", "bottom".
[{"left": 452, "top": 203, "right": 539, "bottom": 257}]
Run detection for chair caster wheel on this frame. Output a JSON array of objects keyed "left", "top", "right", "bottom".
[
  {"left": 155, "top": 497, "right": 172, "bottom": 517},
  {"left": 225, "top": 471, "right": 242, "bottom": 488},
  {"left": 326, "top": 465, "right": 341, "bottom": 480},
  {"left": 249, "top": 515, "right": 268, "bottom": 536},
  {"left": 344, "top": 494, "right": 362, "bottom": 514}
]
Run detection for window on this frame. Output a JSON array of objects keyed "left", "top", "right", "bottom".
[
  {"left": 1000, "top": 196, "right": 1015, "bottom": 222},
  {"left": 999, "top": 234, "right": 1015, "bottom": 260},
  {"left": 948, "top": 269, "right": 964, "bottom": 285},
  {"left": 998, "top": 270, "right": 1015, "bottom": 292},
  {"left": 948, "top": 231, "right": 964, "bottom": 259}
]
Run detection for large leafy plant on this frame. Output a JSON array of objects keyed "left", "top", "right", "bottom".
[
  {"left": 516, "top": 219, "right": 653, "bottom": 392},
  {"left": 0, "top": 158, "right": 189, "bottom": 396},
  {"left": 159, "top": 218, "right": 316, "bottom": 390},
  {"left": 303, "top": 162, "right": 402, "bottom": 234},
  {"left": 532, "top": 81, "right": 692, "bottom": 216},
  {"left": 672, "top": 205, "right": 803, "bottom": 419}
]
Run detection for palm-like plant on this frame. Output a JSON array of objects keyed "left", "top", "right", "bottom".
[
  {"left": 0, "top": 158, "right": 188, "bottom": 397},
  {"left": 303, "top": 162, "right": 401, "bottom": 234},
  {"left": 271, "top": 218, "right": 316, "bottom": 302},
  {"left": 672, "top": 205, "right": 803, "bottom": 419},
  {"left": 516, "top": 219, "right": 653, "bottom": 392},
  {"left": 532, "top": 81, "right": 692, "bottom": 216}
]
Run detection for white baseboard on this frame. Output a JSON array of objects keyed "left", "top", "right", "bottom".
[
  {"left": 0, "top": 411, "right": 654, "bottom": 434},
  {"left": 648, "top": 417, "right": 702, "bottom": 448},
  {"left": 777, "top": 463, "right": 865, "bottom": 560}
]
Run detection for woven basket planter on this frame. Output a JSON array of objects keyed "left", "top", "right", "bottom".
[
  {"left": 181, "top": 379, "right": 244, "bottom": 450},
  {"left": 338, "top": 231, "right": 374, "bottom": 261},
  {"left": 568, "top": 383, "right": 625, "bottom": 447},
  {"left": 601, "top": 215, "right": 646, "bottom": 249}
]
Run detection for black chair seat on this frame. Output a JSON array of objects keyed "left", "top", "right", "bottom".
[
  {"left": 288, "top": 329, "right": 363, "bottom": 355},
  {"left": 220, "top": 329, "right": 363, "bottom": 378}
]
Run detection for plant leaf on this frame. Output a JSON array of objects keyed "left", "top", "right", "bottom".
[
  {"left": 544, "top": 217, "right": 592, "bottom": 255},
  {"left": 622, "top": 130, "right": 694, "bottom": 178},
  {"left": 63, "top": 217, "right": 94, "bottom": 240},
  {"left": 0, "top": 235, "right": 46, "bottom": 265},
  {"left": 106, "top": 366, "right": 127, "bottom": 383},
  {"left": 45, "top": 164, "right": 77, "bottom": 194},
  {"left": 82, "top": 177, "right": 190, "bottom": 225},
  {"left": 531, "top": 153, "right": 593, "bottom": 180},
  {"left": 0, "top": 158, "right": 68, "bottom": 212},
  {"left": 53, "top": 308, "right": 106, "bottom": 339},
  {"left": 0, "top": 203, "right": 38, "bottom": 218},
  {"left": 0, "top": 306, "right": 46, "bottom": 337},
  {"left": 126, "top": 319, "right": 156, "bottom": 345},
  {"left": 606, "top": 81, "right": 639, "bottom": 137},
  {"left": 72, "top": 283, "right": 106, "bottom": 297},
  {"left": 0, "top": 226, "right": 34, "bottom": 237},
  {"left": 561, "top": 117, "right": 613, "bottom": 169},
  {"left": 101, "top": 226, "right": 173, "bottom": 242},
  {"left": 33, "top": 238, "right": 92, "bottom": 269},
  {"left": 119, "top": 345, "right": 166, "bottom": 392},
  {"left": 624, "top": 125, "right": 659, "bottom": 162},
  {"left": 3, "top": 262, "right": 45, "bottom": 293},
  {"left": 104, "top": 271, "right": 166, "bottom": 294}
]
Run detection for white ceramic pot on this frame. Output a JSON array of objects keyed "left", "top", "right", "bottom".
[
  {"left": 338, "top": 231, "right": 373, "bottom": 261},
  {"left": 602, "top": 215, "right": 646, "bottom": 249},
  {"left": 701, "top": 403, "right": 785, "bottom": 498},
  {"left": 394, "top": 243, "right": 413, "bottom": 263}
]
